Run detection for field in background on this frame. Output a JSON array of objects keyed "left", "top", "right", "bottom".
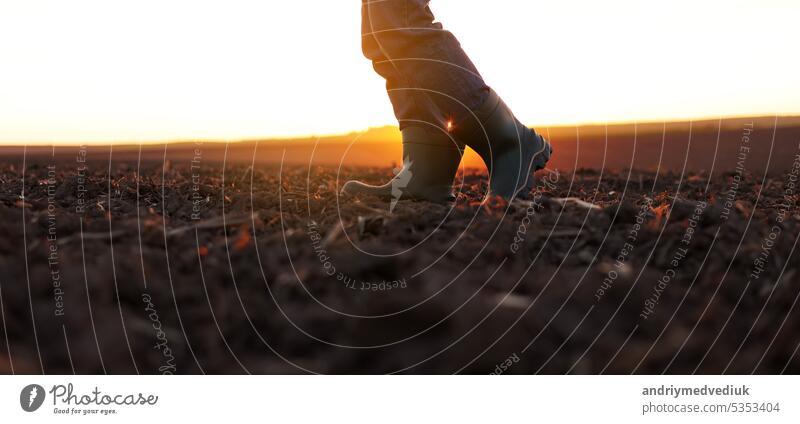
[{"left": 4, "top": 116, "right": 800, "bottom": 174}]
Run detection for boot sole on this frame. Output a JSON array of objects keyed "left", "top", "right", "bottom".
[{"left": 341, "top": 181, "right": 456, "bottom": 204}]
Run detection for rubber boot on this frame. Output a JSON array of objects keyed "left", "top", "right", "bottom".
[
  {"left": 453, "top": 88, "right": 552, "bottom": 200},
  {"left": 341, "top": 126, "right": 464, "bottom": 204}
]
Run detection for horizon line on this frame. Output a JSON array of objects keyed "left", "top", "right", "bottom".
[{"left": 1, "top": 113, "right": 798, "bottom": 147}]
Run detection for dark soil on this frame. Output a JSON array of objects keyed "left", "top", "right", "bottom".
[{"left": 1, "top": 159, "right": 799, "bottom": 374}]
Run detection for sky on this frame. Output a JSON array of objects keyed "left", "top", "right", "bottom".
[{"left": 1, "top": 0, "right": 799, "bottom": 144}]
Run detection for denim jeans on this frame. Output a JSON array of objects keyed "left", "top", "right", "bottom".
[{"left": 361, "top": 0, "right": 489, "bottom": 132}]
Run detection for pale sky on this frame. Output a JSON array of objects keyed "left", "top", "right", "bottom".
[{"left": 1, "top": 0, "right": 798, "bottom": 144}]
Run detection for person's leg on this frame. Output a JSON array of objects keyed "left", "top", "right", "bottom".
[
  {"left": 352, "top": 0, "right": 553, "bottom": 202},
  {"left": 343, "top": 0, "right": 483, "bottom": 203},
  {"left": 361, "top": 0, "right": 488, "bottom": 131}
]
